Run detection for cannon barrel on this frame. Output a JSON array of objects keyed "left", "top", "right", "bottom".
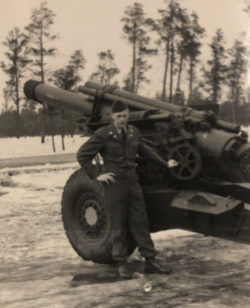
[
  {"left": 24, "top": 80, "right": 93, "bottom": 115},
  {"left": 79, "top": 85, "right": 161, "bottom": 113},
  {"left": 25, "top": 79, "right": 241, "bottom": 135},
  {"left": 24, "top": 79, "right": 250, "bottom": 183},
  {"left": 81, "top": 81, "right": 240, "bottom": 134}
]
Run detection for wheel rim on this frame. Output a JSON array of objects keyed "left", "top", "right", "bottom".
[
  {"left": 75, "top": 192, "right": 107, "bottom": 241},
  {"left": 168, "top": 144, "right": 202, "bottom": 180}
]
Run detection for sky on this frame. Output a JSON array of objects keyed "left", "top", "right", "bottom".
[{"left": 0, "top": 0, "right": 249, "bottom": 108}]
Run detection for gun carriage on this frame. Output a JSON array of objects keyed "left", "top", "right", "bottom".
[{"left": 24, "top": 79, "right": 250, "bottom": 264}]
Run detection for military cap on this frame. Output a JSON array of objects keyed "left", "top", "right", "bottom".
[{"left": 111, "top": 100, "right": 128, "bottom": 113}]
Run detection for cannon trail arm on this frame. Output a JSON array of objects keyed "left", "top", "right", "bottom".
[{"left": 143, "top": 186, "right": 250, "bottom": 247}]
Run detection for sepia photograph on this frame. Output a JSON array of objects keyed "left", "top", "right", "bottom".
[{"left": 1, "top": 0, "right": 250, "bottom": 307}]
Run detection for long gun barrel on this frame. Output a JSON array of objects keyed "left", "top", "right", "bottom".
[
  {"left": 24, "top": 80, "right": 93, "bottom": 115},
  {"left": 79, "top": 81, "right": 241, "bottom": 134}
]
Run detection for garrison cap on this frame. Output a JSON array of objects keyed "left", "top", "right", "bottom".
[{"left": 111, "top": 100, "right": 128, "bottom": 113}]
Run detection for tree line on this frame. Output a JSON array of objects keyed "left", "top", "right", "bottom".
[{"left": 1, "top": 0, "right": 250, "bottom": 142}]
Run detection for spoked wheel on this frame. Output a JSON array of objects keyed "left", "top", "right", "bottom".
[
  {"left": 168, "top": 143, "right": 202, "bottom": 180},
  {"left": 61, "top": 168, "right": 137, "bottom": 264}
]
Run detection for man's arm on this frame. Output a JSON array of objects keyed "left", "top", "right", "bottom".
[
  {"left": 137, "top": 131, "right": 174, "bottom": 169},
  {"left": 76, "top": 132, "right": 104, "bottom": 177},
  {"left": 77, "top": 131, "right": 117, "bottom": 183}
]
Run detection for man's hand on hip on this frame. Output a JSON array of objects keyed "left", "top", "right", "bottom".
[{"left": 96, "top": 173, "right": 116, "bottom": 184}]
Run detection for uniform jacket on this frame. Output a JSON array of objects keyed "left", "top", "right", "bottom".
[{"left": 77, "top": 123, "right": 169, "bottom": 179}]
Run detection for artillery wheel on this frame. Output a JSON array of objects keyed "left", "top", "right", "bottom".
[
  {"left": 61, "top": 168, "right": 137, "bottom": 264},
  {"left": 168, "top": 143, "right": 202, "bottom": 180}
]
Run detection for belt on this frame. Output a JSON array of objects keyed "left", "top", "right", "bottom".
[{"left": 121, "top": 166, "right": 135, "bottom": 171}]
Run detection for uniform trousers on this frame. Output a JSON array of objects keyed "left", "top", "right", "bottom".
[{"left": 105, "top": 171, "right": 156, "bottom": 262}]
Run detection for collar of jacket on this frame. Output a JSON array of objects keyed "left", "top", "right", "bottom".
[{"left": 107, "top": 123, "right": 134, "bottom": 143}]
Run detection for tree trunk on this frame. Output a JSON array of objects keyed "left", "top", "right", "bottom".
[
  {"left": 231, "top": 86, "right": 236, "bottom": 124},
  {"left": 169, "top": 33, "right": 175, "bottom": 104},
  {"left": 41, "top": 102, "right": 46, "bottom": 145},
  {"left": 15, "top": 75, "right": 20, "bottom": 139},
  {"left": 62, "top": 133, "right": 65, "bottom": 150},
  {"left": 175, "top": 53, "right": 184, "bottom": 104},
  {"left": 213, "top": 83, "right": 218, "bottom": 105},
  {"left": 75, "top": 65, "right": 78, "bottom": 91},
  {"left": 68, "top": 113, "right": 74, "bottom": 137},
  {"left": 13, "top": 35, "right": 20, "bottom": 139},
  {"left": 188, "top": 57, "right": 194, "bottom": 105},
  {"left": 100, "top": 65, "right": 105, "bottom": 85},
  {"left": 49, "top": 115, "right": 56, "bottom": 152},
  {"left": 213, "top": 82, "right": 216, "bottom": 105},
  {"left": 135, "top": 78, "right": 140, "bottom": 94},
  {"left": 231, "top": 64, "right": 238, "bottom": 124},
  {"left": 162, "top": 40, "right": 170, "bottom": 102},
  {"left": 61, "top": 110, "right": 65, "bottom": 150},
  {"left": 40, "top": 26, "right": 45, "bottom": 144},
  {"left": 52, "top": 134, "right": 56, "bottom": 152},
  {"left": 132, "top": 23, "right": 136, "bottom": 93},
  {"left": 213, "top": 55, "right": 218, "bottom": 104}
]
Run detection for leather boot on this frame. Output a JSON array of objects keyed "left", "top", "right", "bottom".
[
  {"left": 145, "top": 257, "right": 172, "bottom": 275},
  {"left": 118, "top": 261, "right": 132, "bottom": 279}
]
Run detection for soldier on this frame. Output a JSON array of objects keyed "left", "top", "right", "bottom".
[{"left": 77, "top": 100, "right": 177, "bottom": 279}]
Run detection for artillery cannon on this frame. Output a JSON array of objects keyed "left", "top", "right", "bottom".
[{"left": 24, "top": 79, "right": 250, "bottom": 264}]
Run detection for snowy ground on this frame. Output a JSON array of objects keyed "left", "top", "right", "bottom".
[
  {"left": 0, "top": 125, "right": 250, "bottom": 159},
  {"left": 1, "top": 134, "right": 250, "bottom": 307},
  {"left": 0, "top": 135, "right": 87, "bottom": 159},
  {"left": 1, "top": 165, "right": 250, "bottom": 307}
]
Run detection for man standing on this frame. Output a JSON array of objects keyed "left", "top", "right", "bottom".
[{"left": 77, "top": 100, "right": 177, "bottom": 279}]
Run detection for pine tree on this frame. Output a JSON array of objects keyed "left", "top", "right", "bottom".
[
  {"left": 202, "top": 29, "right": 227, "bottom": 104},
  {"left": 90, "top": 50, "right": 120, "bottom": 85},
  {"left": 53, "top": 66, "right": 78, "bottom": 148},
  {"left": 121, "top": 2, "right": 157, "bottom": 93},
  {"left": 151, "top": 0, "right": 189, "bottom": 103},
  {"left": 3, "top": 82, "right": 15, "bottom": 113},
  {"left": 185, "top": 13, "right": 205, "bottom": 105},
  {"left": 68, "top": 50, "right": 86, "bottom": 90},
  {"left": 227, "top": 40, "right": 248, "bottom": 123},
  {"left": 53, "top": 67, "right": 76, "bottom": 90},
  {"left": 1, "top": 27, "right": 31, "bottom": 138},
  {"left": 122, "top": 71, "right": 133, "bottom": 92},
  {"left": 26, "top": 1, "right": 58, "bottom": 143},
  {"left": 174, "top": 19, "right": 190, "bottom": 103}
]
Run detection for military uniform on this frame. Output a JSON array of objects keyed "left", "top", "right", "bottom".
[{"left": 77, "top": 123, "right": 170, "bottom": 262}]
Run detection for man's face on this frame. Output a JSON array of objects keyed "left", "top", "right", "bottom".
[{"left": 111, "top": 109, "right": 129, "bottom": 129}]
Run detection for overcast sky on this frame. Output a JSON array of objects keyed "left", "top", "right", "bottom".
[{"left": 0, "top": 0, "right": 249, "bottom": 107}]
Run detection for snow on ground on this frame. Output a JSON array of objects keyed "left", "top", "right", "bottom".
[
  {"left": 1, "top": 132, "right": 250, "bottom": 307},
  {"left": 1, "top": 166, "right": 250, "bottom": 307},
  {"left": 0, "top": 135, "right": 87, "bottom": 159},
  {"left": 0, "top": 126, "right": 250, "bottom": 160},
  {"left": 0, "top": 161, "right": 79, "bottom": 175},
  {"left": 0, "top": 125, "right": 250, "bottom": 160}
]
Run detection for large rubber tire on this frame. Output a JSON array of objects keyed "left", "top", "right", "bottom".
[{"left": 61, "top": 168, "right": 137, "bottom": 264}]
